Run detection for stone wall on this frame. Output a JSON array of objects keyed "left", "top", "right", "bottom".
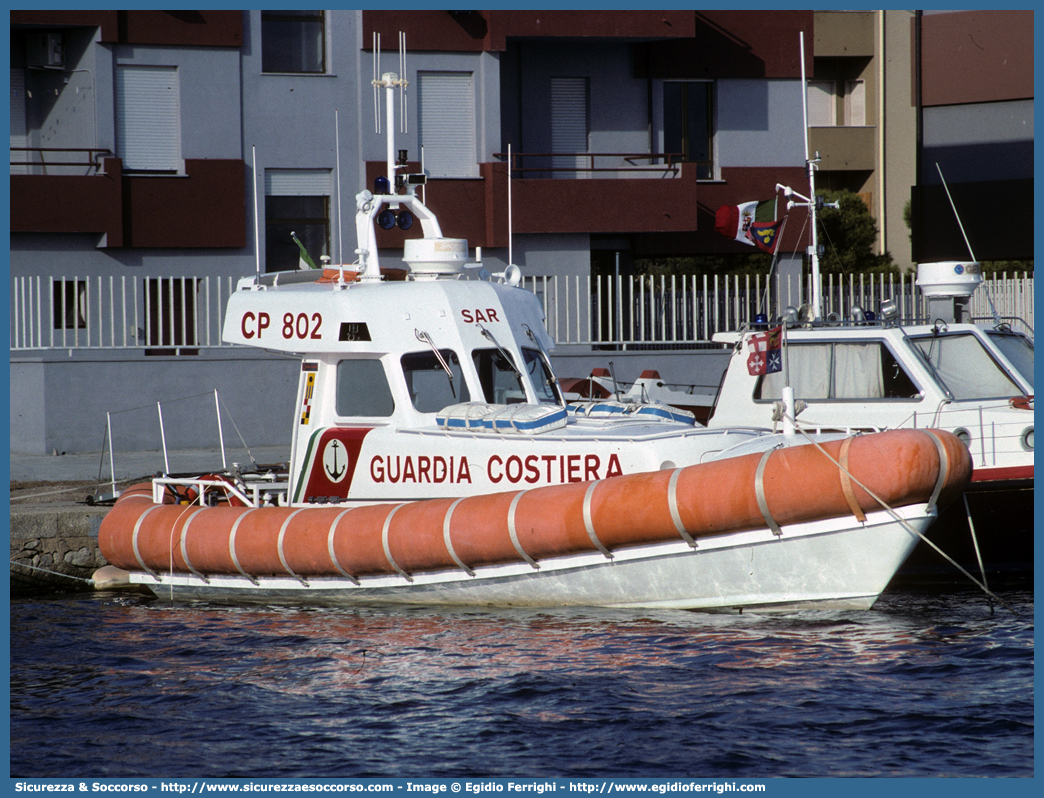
[{"left": 10, "top": 504, "right": 109, "bottom": 594}]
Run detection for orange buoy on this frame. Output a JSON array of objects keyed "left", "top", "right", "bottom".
[{"left": 99, "top": 429, "right": 971, "bottom": 582}]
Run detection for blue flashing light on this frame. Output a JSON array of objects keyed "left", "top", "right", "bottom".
[
  {"left": 753, "top": 313, "right": 768, "bottom": 326},
  {"left": 374, "top": 176, "right": 391, "bottom": 195}
]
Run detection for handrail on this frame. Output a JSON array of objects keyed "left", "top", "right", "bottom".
[
  {"left": 11, "top": 147, "right": 113, "bottom": 169},
  {"left": 493, "top": 151, "right": 686, "bottom": 174}
]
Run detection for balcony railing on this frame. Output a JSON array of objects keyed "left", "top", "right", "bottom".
[
  {"left": 10, "top": 147, "right": 113, "bottom": 176},
  {"left": 494, "top": 151, "right": 687, "bottom": 178},
  {"left": 11, "top": 271, "right": 1033, "bottom": 353}
]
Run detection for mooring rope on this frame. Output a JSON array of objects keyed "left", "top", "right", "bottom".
[
  {"left": 784, "top": 418, "right": 1016, "bottom": 615},
  {"left": 10, "top": 559, "right": 94, "bottom": 586},
  {"left": 10, "top": 476, "right": 143, "bottom": 503}
]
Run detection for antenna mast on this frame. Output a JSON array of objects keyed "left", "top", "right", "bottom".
[
  {"left": 799, "top": 31, "right": 823, "bottom": 322},
  {"left": 335, "top": 110, "right": 342, "bottom": 264},
  {"left": 251, "top": 145, "right": 261, "bottom": 281}
]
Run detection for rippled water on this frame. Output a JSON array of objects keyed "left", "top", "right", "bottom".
[{"left": 9, "top": 582, "right": 1033, "bottom": 778}]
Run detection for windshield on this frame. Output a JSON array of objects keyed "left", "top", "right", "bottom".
[
  {"left": 910, "top": 332, "right": 1024, "bottom": 400},
  {"left": 473, "top": 348, "right": 526, "bottom": 404},
  {"left": 522, "top": 347, "right": 563, "bottom": 404},
  {"left": 401, "top": 350, "right": 470, "bottom": 412},
  {"left": 986, "top": 331, "right": 1034, "bottom": 391}
]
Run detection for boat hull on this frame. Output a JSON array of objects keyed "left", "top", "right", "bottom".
[
  {"left": 127, "top": 506, "right": 931, "bottom": 611},
  {"left": 98, "top": 429, "right": 971, "bottom": 609}
]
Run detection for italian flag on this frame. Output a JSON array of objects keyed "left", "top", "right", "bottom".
[
  {"left": 715, "top": 199, "right": 777, "bottom": 246},
  {"left": 292, "top": 231, "right": 319, "bottom": 270}
]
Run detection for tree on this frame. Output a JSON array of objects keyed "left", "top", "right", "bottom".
[
  {"left": 634, "top": 253, "right": 771, "bottom": 278},
  {"left": 816, "top": 189, "right": 896, "bottom": 274}
]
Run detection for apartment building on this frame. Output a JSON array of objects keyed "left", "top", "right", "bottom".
[
  {"left": 11, "top": 10, "right": 961, "bottom": 455},
  {"left": 910, "top": 9, "right": 1034, "bottom": 263}
]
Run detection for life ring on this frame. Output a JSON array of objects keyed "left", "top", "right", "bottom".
[{"left": 170, "top": 474, "right": 246, "bottom": 507}]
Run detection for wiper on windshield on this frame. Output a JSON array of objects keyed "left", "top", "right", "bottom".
[
  {"left": 415, "top": 329, "right": 456, "bottom": 399},
  {"left": 477, "top": 324, "right": 521, "bottom": 378},
  {"left": 523, "top": 324, "right": 565, "bottom": 406}
]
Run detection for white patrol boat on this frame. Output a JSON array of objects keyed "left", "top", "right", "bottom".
[{"left": 96, "top": 64, "right": 973, "bottom": 610}]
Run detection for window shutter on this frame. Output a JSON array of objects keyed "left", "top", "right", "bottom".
[
  {"left": 117, "top": 66, "right": 181, "bottom": 171},
  {"left": 845, "top": 80, "right": 866, "bottom": 127},
  {"left": 418, "top": 72, "right": 477, "bottom": 178},
  {"left": 264, "top": 169, "right": 333, "bottom": 196},
  {"left": 551, "top": 77, "right": 588, "bottom": 177},
  {"left": 806, "top": 81, "right": 835, "bottom": 127}
]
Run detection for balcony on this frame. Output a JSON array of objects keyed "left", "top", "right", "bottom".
[
  {"left": 367, "top": 156, "right": 701, "bottom": 250},
  {"left": 10, "top": 151, "right": 246, "bottom": 248},
  {"left": 808, "top": 126, "right": 876, "bottom": 171}
]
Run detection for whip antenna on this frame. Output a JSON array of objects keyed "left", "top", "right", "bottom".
[{"left": 936, "top": 163, "right": 999, "bottom": 324}]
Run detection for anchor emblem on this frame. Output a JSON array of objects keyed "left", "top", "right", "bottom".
[{"left": 322, "top": 439, "right": 349, "bottom": 483}]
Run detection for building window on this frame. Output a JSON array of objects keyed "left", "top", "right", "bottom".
[
  {"left": 417, "top": 72, "right": 477, "bottom": 178},
  {"left": 52, "top": 280, "right": 86, "bottom": 330},
  {"left": 116, "top": 65, "right": 181, "bottom": 173},
  {"left": 265, "top": 169, "right": 332, "bottom": 273},
  {"left": 807, "top": 80, "right": 835, "bottom": 126},
  {"left": 844, "top": 80, "right": 866, "bottom": 126},
  {"left": 550, "top": 77, "right": 589, "bottom": 178},
  {"left": 261, "top": 10, "right": 326, "bottom": 74},
  {"left": 808, "top": 80, "right": 865, "bottom": 127},
  {"left": 144, "top": 278, "right": 199, "bottom": 349},
  {"left": 663, "top": 81, "right": 713, "bottom": 179}
]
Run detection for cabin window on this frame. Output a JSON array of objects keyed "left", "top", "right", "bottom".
[
  {"left": 986, "top": 331, "right": 1034, "bottom": 391},
  {"left": 401, "top": 350, "right": 469, "bottom": 413},
  {"left": 755, "top": 342, "right": 918, "bottom": 401},
  {"left": 522, "top": 348, "right": 562, "bottom": 404},
  {"left": 336, "top": 360, "right": 394, "bottom": 417},
  {"left": 911, "top": 333, "right": 1024, "bottom": 400},
  {"left": 474, "top": 348, "right": 526, "bottom": 405},
  {"left": 261, "top": 10, "right": 326, "bottom": 74}
]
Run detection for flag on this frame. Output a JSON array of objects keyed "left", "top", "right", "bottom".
[
  {"left": 746, "top": 326, "right": 783, "bottom": 376},
  {"left": 292, "top": 231, "right": 319, "bottom": 270},
  {"left": 748, "top": 219, "right": 783, "bottom": 254},
  {"left": 715, "top": 199, "right": 779, "bottom": 251}
]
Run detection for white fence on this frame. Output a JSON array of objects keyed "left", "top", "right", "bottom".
[
  {"left": 11, "top": 274, "right": 239, "bottom": 352},
  {"left": 524, "top": 271, "right": 1034, "bottom": 348},
  {"left": 10, "top": 271, "right": 1034, "bottom": 352}
]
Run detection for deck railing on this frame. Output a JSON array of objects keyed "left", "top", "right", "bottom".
[{"left": 10, "top": 271, "right": 1033, "bottom": 353}]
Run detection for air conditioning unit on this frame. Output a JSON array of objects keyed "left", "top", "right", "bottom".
[{"left": 26, "top": 33, "right": 64, "bottom": 70}]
